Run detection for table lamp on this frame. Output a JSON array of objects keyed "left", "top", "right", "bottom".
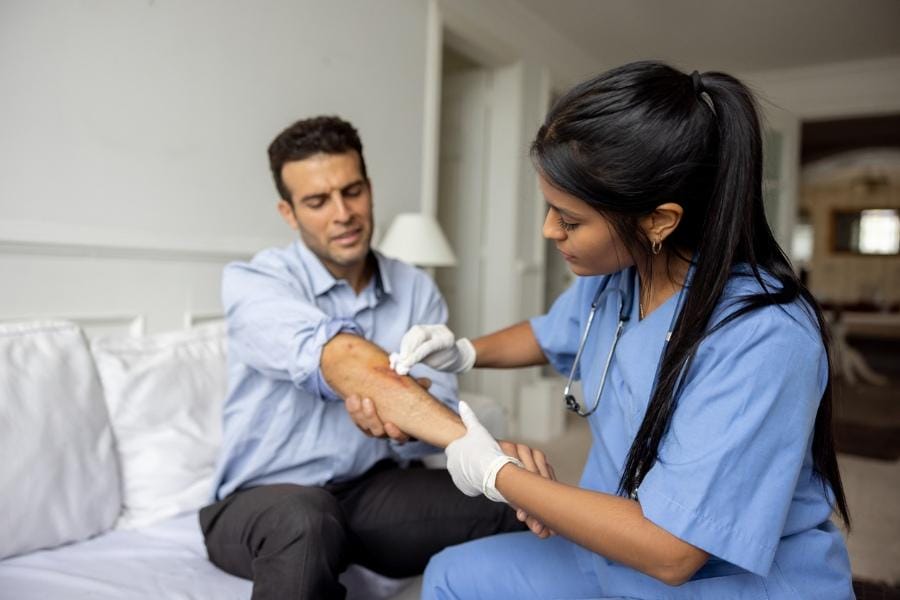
[{"left": 378, "top": 213, "right": 457, "bottom": 267}]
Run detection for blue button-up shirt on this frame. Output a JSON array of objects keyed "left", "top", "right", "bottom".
[{"left": 211, "top": 241, "right": 458, "bottom": 500}]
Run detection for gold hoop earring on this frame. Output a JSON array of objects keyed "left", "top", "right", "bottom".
[{"left": 651, "top": 240, "right": 662, "bottom": 255}]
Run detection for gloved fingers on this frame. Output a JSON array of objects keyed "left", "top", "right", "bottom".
[
  {"left": 421, "top": 346, "right": 458, "bottom": 369},
  {"left": 398, "top": 325, "right": 430, "bottom": 356},
  {"left": 407, "top": 336, "right": 455, "bottom": 366},
  {"left": 445, "top": 438, "right": 482, "bottom": 497},
  {"left": 454, "top": 338, "right": 477, "bottom": 372},
  {"left": 425, "top": 325, "right": 456, "bottom": 348},
  {"left": 394, "top": 326, "right": 457, "bottom": 374},
  {"left": 457, "top": 401, "right": 484, "bottom": 432}
]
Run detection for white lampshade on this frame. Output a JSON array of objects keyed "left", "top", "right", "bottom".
[{"left": 378, "top": 213, "right": 457, "bottom": 267}]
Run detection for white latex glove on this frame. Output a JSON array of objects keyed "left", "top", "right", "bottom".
[
  {"left": 446, "top": 401, "right": 523, "bottom": 503},
  {"left": 389, "top": 324, "right": 476, "bottom": 376}
]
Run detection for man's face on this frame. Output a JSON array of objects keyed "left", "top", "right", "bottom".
[{"left": 277, "top": 152, "right": 373, "bottom": 277}]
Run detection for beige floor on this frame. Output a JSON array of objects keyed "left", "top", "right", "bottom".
[{"left": 532, "top": 414, "right": 900, "bottom": 585}]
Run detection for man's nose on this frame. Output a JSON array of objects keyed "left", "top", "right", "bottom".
[{"left": 331, "top": 191, "right": 352, "bottom": 222}]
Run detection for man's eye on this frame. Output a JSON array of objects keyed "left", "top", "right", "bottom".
[
  {"left": 343, "top": 185, "right": 363, "bottom": 198},
  {"left": 305, "top": 198, "right": 326, "bottom": 209}
]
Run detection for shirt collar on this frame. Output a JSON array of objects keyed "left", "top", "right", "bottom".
[
  {"left": 370, "top": 249, "right": 394, "bottom": 298},
  {"left": 293, "top": 240, "right": 394, "bottom": 299}
]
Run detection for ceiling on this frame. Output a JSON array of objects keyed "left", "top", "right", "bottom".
[
  {"left": 512, "top": 0, "right": 900, "bottom": 74},
  {"left": 802, "top": 114, "right": 900, "bottom": 164}
]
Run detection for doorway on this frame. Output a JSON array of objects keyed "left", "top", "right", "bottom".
[{"left": 435, "top": 46, "right": 491, "bottom": 395}]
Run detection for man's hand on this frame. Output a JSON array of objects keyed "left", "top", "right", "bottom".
[
  {"left": 499, "top": 440, "right": 557, "bottom": 539},
  {"left": 344, "top": 394, "right": 410, "bottom": 442},
  {"left": 343, "top": 378, "right": 431, "bottom": 443}
]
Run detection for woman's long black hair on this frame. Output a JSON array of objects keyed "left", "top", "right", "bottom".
[{"left": 531, "top": 61, "right": 850, "bottom": 528}]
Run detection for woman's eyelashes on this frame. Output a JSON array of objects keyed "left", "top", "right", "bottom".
[{"left": 558, "top": 216, "right": 579, "bottom": 231}]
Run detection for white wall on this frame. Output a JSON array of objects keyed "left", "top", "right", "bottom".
[
  {"left": 0, "top": 0, "right": 429, "bottom": 331},
  {"left": 428, "top": 1, "right": 565, "bottom": 430},
  {"left": 438, "top": 0, "right": 598, "bottom": 90}
]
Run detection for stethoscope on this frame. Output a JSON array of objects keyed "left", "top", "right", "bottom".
[{"left": 563, "top": 267, "right": 689, "bottom": 417}]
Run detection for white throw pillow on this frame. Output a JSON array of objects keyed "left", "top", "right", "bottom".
[
  {"left": 91, "top": 323, "right": 226, "bottom": 529},
  {"left": 0, "top": 321, "right": 121, "bottom": 560}
]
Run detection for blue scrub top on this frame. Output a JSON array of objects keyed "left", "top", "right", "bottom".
[{"left": 530, "top": 266, "right": 852, "bottom": 598}]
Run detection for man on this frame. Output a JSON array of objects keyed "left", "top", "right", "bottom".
[{"left": 199, "top": 116, "right": 524, "bottom": 599}]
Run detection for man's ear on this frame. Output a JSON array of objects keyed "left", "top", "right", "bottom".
[
  {"left": 277, "top": 199, "right": 299, "bottom": 231},
  {"left": 641, "top": 202, "right": 683, "bottom": 244}
]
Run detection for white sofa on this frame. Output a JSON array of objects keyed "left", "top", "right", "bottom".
[{"left": 0, "top": 320, "right": 440, "bottom": 599}]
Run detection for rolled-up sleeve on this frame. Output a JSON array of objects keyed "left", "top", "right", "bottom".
[{"left": 223, "top": 260, "right": 362, "bottom": 397}]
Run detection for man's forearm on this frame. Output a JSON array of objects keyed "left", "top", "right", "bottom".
[{"left": 321, "top": 333, "right": 466, "bottom": 447}]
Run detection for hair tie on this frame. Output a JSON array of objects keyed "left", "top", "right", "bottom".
[{"left": 690, "top": 70, "right": 704, "bottom": 95}]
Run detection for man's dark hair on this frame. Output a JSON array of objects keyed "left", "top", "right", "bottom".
[{"left": 267, "top": 116, "right": 368, "bottom": 202}]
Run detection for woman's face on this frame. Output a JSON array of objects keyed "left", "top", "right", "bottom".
[{"left": 538, "top": 173, "right": 633, "bottom": 277}]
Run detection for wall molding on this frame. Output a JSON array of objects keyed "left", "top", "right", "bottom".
[
  {"left": 0, "top": 239, "right": 250, "bottom": 263},
  {"left": 0, "top": 220, "right": 279, "bottom": 263}
]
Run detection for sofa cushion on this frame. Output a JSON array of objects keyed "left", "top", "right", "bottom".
[
  {"left": 91, "top": 323, "right": 226, "bottom": 529},
  {"left": 0, "top": 321, "right": 121, "bottom": 560}
]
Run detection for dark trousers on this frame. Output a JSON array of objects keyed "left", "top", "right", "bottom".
[{"left": 199, "top": 461, "right": 525, "bottom": 600}]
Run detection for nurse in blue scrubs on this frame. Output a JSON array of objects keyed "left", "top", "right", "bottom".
[{"left": 390, "top": 61, "right": 854, "bottom": 598}]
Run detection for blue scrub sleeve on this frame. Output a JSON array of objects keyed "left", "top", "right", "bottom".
[
  {"left": 530, "top": 276, "right": 601, "bottom": 378},
  {"left": 636, "top": 310, "right": 829, "bottom": 576}
]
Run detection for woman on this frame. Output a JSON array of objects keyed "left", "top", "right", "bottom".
[{"left": 391, "top": 62, "right": 853, "bottom": 598}]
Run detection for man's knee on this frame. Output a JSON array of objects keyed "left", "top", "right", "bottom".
[
  {"left": 259, "top": 485, "right": 347, "bottom": 551},
  {"left": 203, "top": 484, "right": 348, "bottom": 577}
]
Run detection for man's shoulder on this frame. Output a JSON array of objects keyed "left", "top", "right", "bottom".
[
  {"left": 221, "top": 242, "right": 314, "bottom": 300},
  {"left": 250, "top": 241, "right": 300, "bottom": 268},
  {"left": 225, "top": 242, "right": 299, "bottom": 276}
]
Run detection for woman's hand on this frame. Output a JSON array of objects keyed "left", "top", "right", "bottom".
[
  {"left": 498, "top": 440, "right": 557, "bottom": 538},
  {"left": 390, "top": 325, "right": 476, "bottom": 375},
  {"left": 446, "top": 402, "right": 555, "bottom": 538}
]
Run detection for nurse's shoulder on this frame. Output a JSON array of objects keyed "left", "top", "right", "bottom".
[{"left": 711, "top": 266, "right": 826, "bottom": 368}]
